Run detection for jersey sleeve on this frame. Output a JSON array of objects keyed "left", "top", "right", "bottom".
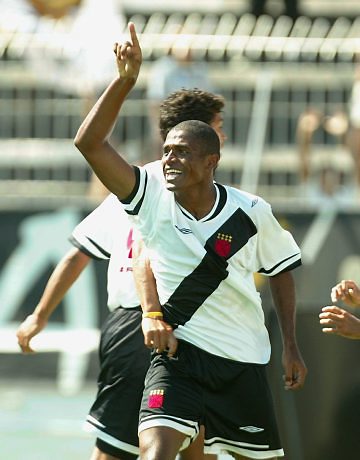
[
  {"left": 120, "top": 161, "right": 164, "bottom": 245},
  {"left": 252, "top": 199, "right": 302, "bottom": 276},
  {"left": 70, "top": 194, "right": 121, "bottom": 260}
]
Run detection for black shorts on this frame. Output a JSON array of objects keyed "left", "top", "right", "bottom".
[
  {"left": 85, "top": 306, "right": 150, "bottom": 455},
  {"left": 139, "top": 340, "right": 284, "bottom": 459}
]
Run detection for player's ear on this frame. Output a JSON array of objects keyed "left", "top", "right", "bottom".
[{"left": 207, "top": 153, "right": 220, "bottom": 172}]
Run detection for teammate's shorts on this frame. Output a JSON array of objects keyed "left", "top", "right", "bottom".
[
  {"left": 139, "top": 340, "right": 284, "bottom": 459},
  {"left": 84, "top": 306, "right": 150, "bottom": 455}
]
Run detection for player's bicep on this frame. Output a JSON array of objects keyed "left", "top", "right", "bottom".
[{"left": 77, "top": 141, "right": 136, "bottom": 200}]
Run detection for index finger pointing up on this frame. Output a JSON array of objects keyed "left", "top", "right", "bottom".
[{"left": 128, "top": 22, "right": 139, "bottom": 47}]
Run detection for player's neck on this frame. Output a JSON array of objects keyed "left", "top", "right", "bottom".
[{"left": 175, "top": 184, "right": 217, "bottom": 220}]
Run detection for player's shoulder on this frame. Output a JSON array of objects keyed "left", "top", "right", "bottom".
[
  {"left": 141, "top": 160, "right": 164, "bottom": 183},
  {"left": 142, "top": 160, "right": 162, "bottom": 173},
  {"left": 222, "top": 184, "right": 269, "bottom": 212}
]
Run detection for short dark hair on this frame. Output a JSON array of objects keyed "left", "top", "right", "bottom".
[
  {"left": 159, "top": 88, "right": 224, "bottom": 140},
  {"left": 170, "top": 120, "right": 220, "bottom": 156}
]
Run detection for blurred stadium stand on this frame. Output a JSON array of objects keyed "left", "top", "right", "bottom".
[{"left": 1, "top": 0, "right": 360, "bottom": 207}]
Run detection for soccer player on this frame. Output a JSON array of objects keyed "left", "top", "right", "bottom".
[
  {"left": 319, "top": 279, "right": 360, "bottom": 339},
  {"left": 74, "top": 23, "right": 307, "bottom": 460},
  {"left": 16, "top": 87, "right": 226, "bottom": 459}
]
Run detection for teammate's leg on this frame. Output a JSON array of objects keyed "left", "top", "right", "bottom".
[{"left": 87, "top": 307, "right": 150, "bottom": 460}]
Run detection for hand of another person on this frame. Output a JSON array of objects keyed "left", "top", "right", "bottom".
[
  {"left": 331, "top": 280, "right": 360, "bottom": 307},
  {"left": 282, "top": 345, "right": 308, "bottom": 391},
  {"left": 319, "top": 305, "right": 360, "bottom": 339},
  {"left": 16, "top": 314, "right": 47, "bottom": 353},
  {"left": 113, "top": 22, "right": 142, "bottom": 81}
]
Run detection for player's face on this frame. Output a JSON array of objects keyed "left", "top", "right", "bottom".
[
  {"left": 162, "top": 130, "right": 216, "bottom": 193},
  {"left": 210, "top": 112, "right": 226, "bottom": 148}
]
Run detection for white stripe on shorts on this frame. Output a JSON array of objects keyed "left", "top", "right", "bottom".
[
  {"left": 138, "top": 415, "right": 199, "bottom": 451},
  {"left": 204, "top": 436, "right": 285, "bottom": 459}
]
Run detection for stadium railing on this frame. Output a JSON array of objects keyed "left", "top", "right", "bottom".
[{"left": 1, "top": 10, "right": 360, "bottom": 207}]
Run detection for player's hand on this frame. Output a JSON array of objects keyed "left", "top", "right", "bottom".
[
  {"left": 141, "top": 318, "right": 178, "bottom": 357},
  {"left": 330, "top": 280, "right": 360, "bottom": 307},
  {"left": 16, "top": 314, "right": 47, "bottom": 353},
  {"left": 113, "top": 22, "right": 142, "bottom": 81},
  {"left": 319, "top": 305, "right": 360, "bottom": 339},
  {"left": 282, "top": 345, "right": 307, "bottom": 391}
]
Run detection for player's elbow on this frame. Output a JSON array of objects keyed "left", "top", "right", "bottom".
[
  {"left": 74, "top": 127, "right": 101, "bottom": 158},
  {"left": 74, "top": 130, "right": 92, "bottom": 157}
]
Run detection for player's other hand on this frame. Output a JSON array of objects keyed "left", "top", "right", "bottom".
[
  {"left": 282, "top": 346, "right": 307, "bottom": 391},
  {"left": 113, "top": 22, "right": 142, "bottom": 81},
  {"left": 331, "top": 280, "right": 360, "bottom": 307},
  {"left": 142, "top": 317, "right": 178, "bottom": 357},
  {"left": 16, "top": 314, "right": 47, "bottom": 353}
]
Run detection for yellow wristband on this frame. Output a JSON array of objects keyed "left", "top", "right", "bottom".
[{"left": 142, "top": 311, "right": 163, "bottom": 319}]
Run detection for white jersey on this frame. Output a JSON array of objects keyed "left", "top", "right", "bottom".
[
  {"left": 70, "top": 194, "right": 139, "bottom": 311},
  {"left": 121, "top": 161, "right": 301, "bottom": 364}
]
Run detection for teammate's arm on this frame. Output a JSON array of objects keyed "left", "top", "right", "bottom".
[
  {"left": 269, "top": 271, "right": 307, "bottom": 390},
  {"left": 330, "top": 280, "right": 360, "bottom": 307},
  {"left": 74, "top": 22, "right": 141, "bottom": 200},
  {"left": 319, "top": 305, "right": 360, "bottom": 339},
  {"left": 16, "top": 248, "right": 90, "bottom": 353},
  {"left": 132, "top": 238, "right": 177, "bottom": 357}
]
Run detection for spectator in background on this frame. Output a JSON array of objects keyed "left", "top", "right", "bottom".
[
  {"left": 146, "top": 44, "right": 214, "bottom": 162},
  {"left": 347, "top": 65, "right": 360, "bottom": 190},
  {"left": 297, "top": 65, "right": 360, "bottom": 204},
  {"left": 319, "top": 280, "right": 360, "bottom": 339},
  {"left": 296, "top": 106, "right": 353, "bottom": 203},
  {"left": 251, "top": 0, "right": 300, "bottom": 19},
  {"left": 27, "top": 0, "right": 81, "bottom": 19}
]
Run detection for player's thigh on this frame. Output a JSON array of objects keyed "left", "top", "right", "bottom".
[
  {"left": 140, "top": 352, "right": 203, "bottom": 426},
  {"left": 140, "top": 426, "right": 186, "bottom": 460},
  {"left": 179, "top": 426, "right": 216, "bottom": 460},
  {"left": 204, "top": 365, "right": 282, "bottom": 457}
]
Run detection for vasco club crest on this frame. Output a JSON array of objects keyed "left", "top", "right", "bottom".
[{"left": 214, "top": 232, "right": 232, "bottom": 257}]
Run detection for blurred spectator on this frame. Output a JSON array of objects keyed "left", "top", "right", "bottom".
[
  {"left": 347, "top": 65, "right": 360, "bottom": 189},
  {"left": 296, "top": 106, "right": 354, "bottom": 203},
  {"left": 28, "top": 0, "right": 82, "bottom": 19},
  {"left": 251, "top": 0, "right": 300, "bottom": 19},
  {"left": 145, "top": 45, "right": 214, "bottom": 161}
]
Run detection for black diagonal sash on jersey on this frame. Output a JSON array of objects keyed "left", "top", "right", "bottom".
[{"left": 163, "top": 208, "right": 257, "bottom": 327}]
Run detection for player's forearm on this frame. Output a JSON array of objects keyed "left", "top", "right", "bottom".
[
  {"left": 75, "top": 77, "right": 135, "bottom": 154},
  {"left": 32, "top": 248, "right": 90, "bottom": 322},
  {"left": 269, "top": 271, "right": 298, "bottom": 347},
  {"left": 74, "top": 77, "right": 137, "bottom": 200},
  {"left": 132, "top": 240, "right": 161, "bottom": 313}
]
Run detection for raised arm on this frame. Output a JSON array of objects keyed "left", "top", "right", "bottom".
[
  {"left": 74, "top": 22, "right": 142, "bottom": 200},
  {"left": 16, "top": 248, "right": 90, "bottom": 353},
  {"left": 269, "top": 271, "right": 307, "bottom": 390}
]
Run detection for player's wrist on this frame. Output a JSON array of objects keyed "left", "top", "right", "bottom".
[{"left": 142, "top": 311, "right": 163, "bottom": 320}]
